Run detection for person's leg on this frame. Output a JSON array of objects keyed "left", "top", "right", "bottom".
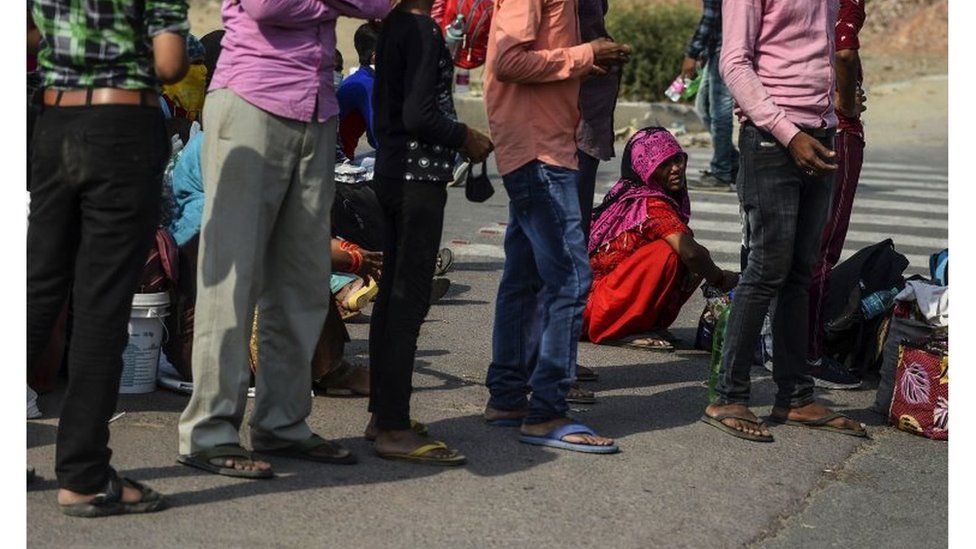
[
  {"left": 771, "top": 163, "right": 831, "bottom": 410},
  {"left": 516, "top": 164, "right": 592, "bottom": 424},
  {"left": 708, "top": 51, "right": 738, "bottom": 182},
  {"left": 486, "top": 164, "right": 544, "bottom": 417},
  {"left": 178, "top": 89, "right": 298, "bottom": 460},
  {"left": 695, "top": 61, "right": 713, "bottom": 133},
  {"left": 51, "top": 106, "right": 168, "bottom": 494},
  {"left": 576, "top": 150, "right": 600, "bottom": 241},
  {"left": 310, "top": 298, "right": 352, "bottom": 382},
  {"left": 27, "top": 108, "right": 78, "bottom": 379},
  {"left": 808, "top": 132, "right": 865, "bottom": 360},
  {"left": 249, "top": 116, "right": 338, "bottom": 449},
  {"left": 368, "top": 184, "right": 401, "bottom": 418},
  {"left": 370, "top": 179, "right": 446, "bottom": 430},
  {"left": 708, "top": 125, "right": 800, "bottom": 438},
  {"left": 768, "top": 134, "right": 866, "bottom": 436}
]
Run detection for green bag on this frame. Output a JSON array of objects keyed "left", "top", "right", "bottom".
[{"left": 681, "top": 72, "right": 703, "bottom": 101}]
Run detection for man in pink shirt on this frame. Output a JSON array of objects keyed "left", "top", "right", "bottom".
[
  {"left": 701, "top": 0, "right": 868, "bottom": 442},
  {"left": 482, "top": 0, "right": 630, "bottom": 454},
  {"left": 178, "top": 0, "right": 391, "bottom": 479}
]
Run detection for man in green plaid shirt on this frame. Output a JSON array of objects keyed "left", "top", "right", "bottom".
[
  {"left": 32, "top": 0, "right": 189, "bottom": 89},
  {"left": 28, "top": 0, "right": 187, "bottom": 518}
]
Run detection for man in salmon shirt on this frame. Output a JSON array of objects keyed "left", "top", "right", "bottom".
[
  {"left": 702, "top": 0, "right": 868, "bottom": 442},
  {"left": 481, "top": 0, "right": 631, "bottom": 454},
  {"left": 178, "top": 0, "right": 392, "bottom": 479}
]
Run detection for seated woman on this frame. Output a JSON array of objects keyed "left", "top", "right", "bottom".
[
  {"left": 583, "top": 127, "right": 738, "bottom": 350},
  {"left": 165, "top": 126, "right": 381, "bottom": 396}
]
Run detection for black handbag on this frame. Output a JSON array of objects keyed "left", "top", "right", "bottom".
[{"left": 464, "top": 162, "right": 494, "bottom": 203}]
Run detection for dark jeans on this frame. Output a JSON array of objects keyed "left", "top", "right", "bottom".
[
  {"left": 486, "top": 161, "right": 592, "bottom": 425},
  {"left": 577, "top": 149, "right": 601, "bottom": 241},
  {"left": 28, "top": 104, "right": 167, "bottom": 493},
  {"left": 368, "top": 176, "right": 447, "bottom": 431},
  {"left": 696, "top": 50, "right": 739, "bottom": 181},
  {"left": 714, "top": 124, "right": 833, "bottom": 410}
]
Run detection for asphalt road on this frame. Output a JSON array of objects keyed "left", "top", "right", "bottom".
[{"left": 27, "top": 85, "right": 948, "bottom": 547}]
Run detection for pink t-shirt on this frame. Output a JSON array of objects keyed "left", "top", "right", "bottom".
[
  {"left": 720, "top": 0, "right": 840, "bottom": 146},
  {"left": 210, "top": 0, "right": 390, "bottom": 123}
]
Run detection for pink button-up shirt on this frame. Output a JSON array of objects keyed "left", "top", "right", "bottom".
[
  {"left": 720, "top": 0, "right": 840, "bottom": 146},
  {"left": 484, "top": 0, "right": 594, "bottom": 176},
  {"left": 210, "top": 0, "right": 391, "bottom": 123}
]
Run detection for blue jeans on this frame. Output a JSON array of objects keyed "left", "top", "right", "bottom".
[
  {"left": 714, "top": 125, "right": 833, "bottom": 409},
  {"left": 696, "top": 50, "right": 739, "bottom": 182},
  {"left": 486, "top": 161, "right": 593, "bottom": 425}
]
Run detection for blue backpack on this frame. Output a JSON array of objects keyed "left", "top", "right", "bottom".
[{"left": 929, "top": 249, "right": 948, "bottom": 286}]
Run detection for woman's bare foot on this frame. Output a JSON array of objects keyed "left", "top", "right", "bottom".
[
  {"left": 771, "top": 402, "right": 866, "bottom": 434},
  {"left": 704, "top": 403, "right": 771, "bottom": 438},
  {"left": 520, "top": 417, "right": 615, "bottom": 447}
]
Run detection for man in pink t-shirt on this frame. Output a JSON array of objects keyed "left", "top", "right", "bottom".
[{"left": 702, "top": 0, "right": 868, "bottom": 443}]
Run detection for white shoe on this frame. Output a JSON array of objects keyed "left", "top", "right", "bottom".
[
  {"left": 27, "top": 385, "right": 41, "bottom": 419},
  {"left": 449, "top": 160, "right": 471, "bottom": 187}
]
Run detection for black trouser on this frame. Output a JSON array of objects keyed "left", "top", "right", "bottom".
[
  {"left": 714, "top": 124, "right": 833, "bottom": 410},
  {"left": 367, "top": 176, "right": 447, "bottom": 431},
  {"left": 576, "top": 149, "right": 601, "bottom": 241},
  {"left": 28, "top": 104, "right": 167, "bottom": 493}
]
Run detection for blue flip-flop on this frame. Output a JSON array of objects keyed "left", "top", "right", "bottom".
[{"left": 519, "top": 423, "right": 619, "bottom": 454}]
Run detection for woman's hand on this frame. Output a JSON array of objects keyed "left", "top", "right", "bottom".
[
  {"left": 715, "top": 270, "right": 739, "bottom": 293},
  {"left": 359, "top": 249, "right": 383, "bottom": 281}
]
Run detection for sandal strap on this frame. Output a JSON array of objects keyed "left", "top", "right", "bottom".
[
  {"left": 293, "top": 433, "right": 336, "bottom": 453},
  {"left": 409, "top": 441, "right": 449, "bottom": 458},
  {"left": 89, "top": 470, "right": 123, "bottom": 506},
  {"left": 710, "top": 413, "right": 765, "bottom": 426},
  {"left": 195, "top": 444, "right": 253, "bottom": 462},
  {"left": 805, "top": 412, "right": 849, "bottom": 426}
]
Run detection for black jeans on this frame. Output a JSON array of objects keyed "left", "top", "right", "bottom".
[
  {"left": 714, "top": 124, "right": 833, "bottom": 410},
  {"left": 28, "top": 104, "right": 167, "bottom": 493},
  {"left": 576, "top": 149, "right": 601, "bottom": 241},
  {"left": 368, "top": 176, "right": 447, "bottom": 431}
]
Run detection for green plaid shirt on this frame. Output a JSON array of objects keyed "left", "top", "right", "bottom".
[{"left": 32, "top": 0, "right": 189, "bottom": 91}]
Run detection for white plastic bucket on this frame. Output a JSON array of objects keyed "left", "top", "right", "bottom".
[{"left": 120, "top": 292, "right": 170, "bottom": 394}]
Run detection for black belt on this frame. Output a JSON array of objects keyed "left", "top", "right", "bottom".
[
  {"left": 799, "top": 126, "right": 833, "bottom": 139},
  {"left": 744, "top": 122, "right": 833, "bottom": 139}
]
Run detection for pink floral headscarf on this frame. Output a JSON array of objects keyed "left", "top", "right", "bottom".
[{"left": 587, "top": 128, "right": 690, "bottom": 254}]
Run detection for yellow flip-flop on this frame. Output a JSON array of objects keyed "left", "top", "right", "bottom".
[
  {"left": 344, "top": 277, "right": 379, "bottom": 311},
  {"left": 376, "top": 440, "right": 466, "bottom": 466}
]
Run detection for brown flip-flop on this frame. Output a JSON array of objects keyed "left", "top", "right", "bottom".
[
  {"left": 768, "top": 411, "right": 869, "bottom": 438},
  {"left": 700, "top": 413, "right": 774, "bottom": 443}
]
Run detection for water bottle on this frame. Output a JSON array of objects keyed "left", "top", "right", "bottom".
[
  {"left": 664, "top": 75, "right": 689, "bottom": 102},
  {"left": 445, "top": 14, "right": 465, "bottom": 60},
  {"left": 860, "top": 287, "right": 900, "bottom": 320},
  {"left": 708, "top": 303, "right": 731, "bottom": 403}
]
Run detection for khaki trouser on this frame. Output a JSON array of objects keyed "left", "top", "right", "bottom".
[{"left": 178, "top": 89, "right": 336, "bottom": 455}]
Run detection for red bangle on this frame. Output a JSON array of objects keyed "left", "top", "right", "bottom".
[
  {"left": 339, "top": 240, "right": 360, "bottom": 253},
  {"left": 348, "top": 250, "right": 362, "bottom": 274}
]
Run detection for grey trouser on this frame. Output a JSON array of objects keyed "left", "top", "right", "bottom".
[{"left": 178, "top": 89, "right": 336, "bottom": 454}]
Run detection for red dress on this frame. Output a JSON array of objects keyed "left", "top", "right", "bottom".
[{"left": 583, "top": 199, "right": 697, "bottom": 343}]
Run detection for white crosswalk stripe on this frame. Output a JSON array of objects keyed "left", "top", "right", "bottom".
[
  {"left": 677, "top": 154, "right": 947, "bottom": 273},
  {"left": 450, "top": 150, "right": 947, "bottom": 276}
]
